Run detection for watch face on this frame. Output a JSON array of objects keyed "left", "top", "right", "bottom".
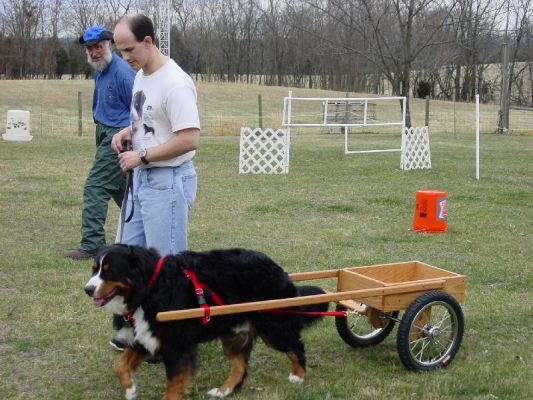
[{"left": 139, "top": 149, "right": 148, "bottom": 164}]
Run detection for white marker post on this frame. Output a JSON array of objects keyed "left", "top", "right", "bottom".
[{"left": 476, "top": 94, "right": 480, "bottom": 181}]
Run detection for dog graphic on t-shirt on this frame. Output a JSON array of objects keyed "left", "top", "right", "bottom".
[{"left": 132, "top": 90, "right": 155, "bottom": 136}]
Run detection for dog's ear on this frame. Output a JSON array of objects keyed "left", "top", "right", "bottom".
[{"left": 124, "top": 247, "right": 150, "bottom": 309}]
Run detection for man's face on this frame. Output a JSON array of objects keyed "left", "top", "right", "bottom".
[
  {"left": 113, "top": 22, "right": 148, "bottom": 70},
  {"left": 86, "top": 41, "right": 108, "bottom": 63},
  {"left": 86, "top": 41, "right": 112, "bottom": 71}
]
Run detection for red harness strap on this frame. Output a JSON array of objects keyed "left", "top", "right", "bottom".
[
  {"left": 122, "top": 256, "right": 166, "bottom": 328},
  {"left": 180, "top": 267, "right": 224, "bottom": 324}
]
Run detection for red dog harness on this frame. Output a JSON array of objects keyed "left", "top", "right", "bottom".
[
  {"left": 122, "top": 258, "right": 342, "bottom": 327},
  {"left": 180, "top": 267, "right": 224, "bottom": 324},
  {"left": 123, "top": 257, "right": 224, "bottom": 327}
]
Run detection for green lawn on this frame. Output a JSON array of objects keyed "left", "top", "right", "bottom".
[{"left": 0, "top": 130, "right": 532, "bottom": 399}]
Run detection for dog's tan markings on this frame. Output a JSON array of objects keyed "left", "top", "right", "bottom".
[
  {"left": 207, "top": 333, "right": 254, "bottom": 397},
  {"left": 287, "top": 352, "right": 305, "bottom": 383},
  {"left": 217, "top": 353, "right": 246, "bottom": 396},
  {"left": 115, "top": 348, "right": 146, "bottom": 394},
  {"left": 163, "top": 368, "right": 194, "bottom": 400},
  {"left": 95, "top": 280, "right": 129, "bottom": 298},
  {"left": 102, "top": 263, "right": 110, "bottom": 272}
]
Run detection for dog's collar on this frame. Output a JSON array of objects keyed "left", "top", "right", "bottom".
[
  {"left": 122, "top": 256, "right": 165, "bottom": 328},
  {"left": 147, "top": 256, "right": 166, "bottom": 288}
]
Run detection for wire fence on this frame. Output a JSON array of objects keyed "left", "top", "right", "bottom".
[{"left": 0, "top": 80, "right": 532, "bottom": 138}]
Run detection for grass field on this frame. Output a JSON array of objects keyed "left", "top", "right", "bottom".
[
  {"left": 0, "top": 126, "right": 533, "bottom": 400},
  {"left": 1, "top": 123, "right": 532, "bottom": 399}
]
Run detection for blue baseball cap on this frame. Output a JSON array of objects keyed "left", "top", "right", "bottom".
[{"left": 79, "top": 26, "right": 113, "bottom": 46}]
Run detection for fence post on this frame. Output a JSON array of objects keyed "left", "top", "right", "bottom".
[
  {"left": 342, "top": 92, "right": 350, "bottom": 134},
  {"left": 425, "top": 95, "right": 430, "bottom": 127},
  {"left": 258, "top": 94, "right": 263, "bottom": 129},
  {"left": 78, "top": 91, "right": 82, "bottom": 136},
  {"left": 453, "top": 91, "right": 456, "bottom": 136}
]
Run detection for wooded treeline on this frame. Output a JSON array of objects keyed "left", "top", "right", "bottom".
[{"left": 1, "top": 0, "right": 532, "bottom": 109}]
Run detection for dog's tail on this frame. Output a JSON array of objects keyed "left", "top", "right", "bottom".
[{"left": 296, "top": 285, "right": 329, "bottom": 326}]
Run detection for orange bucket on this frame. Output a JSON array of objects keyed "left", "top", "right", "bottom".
[{"left": 412, "top": 190, "right": 447, "bottom": 233}]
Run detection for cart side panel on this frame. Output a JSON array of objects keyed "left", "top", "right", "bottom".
[
  {"left": 413, "top": 261, "right": 459, "bottom": 281},
  {"left": 338, "top": 269, "right": 384, "bottom": 310},
  {"left": 350, "top": 261, "right": 459, "bottom": 284},
  {"left": 350, "top": 261, "right": 418, "bottom": 283},
  {"left": 381, "top": 275, "right": 466, "bottom": 312},
  {"left": 442, "top": 275, "right": 466, "bottom": 302}
]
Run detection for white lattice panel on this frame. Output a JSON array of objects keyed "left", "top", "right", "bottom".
[
  {"left": 239, "top": 127, "right": 290, "bottom": 174},
  {"left": 401, "top": 126, "right": 432, "bottom": 170}
]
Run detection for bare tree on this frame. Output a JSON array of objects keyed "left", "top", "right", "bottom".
[
  {"left": 105, "top": 0, "right": 135, "bottom": 27},
  {"left": 1, "top": 0, "right": 44, "bottom": 77},
  {"left": 451, "top": 0, "right": 505, "bottom": 102},
  {"left": 508, "top": 0, "right": 533, "bottom": 106},
  {"left": 63, "top": 0, "right": 107, "bottom": 36},
  {"left": 40, "top": 0, "right": 63, "bottom": 78},
  {"left": 303, "top": 0, "right": 459, "bottom": 126},
  {"left": 259, "top": 0, "right": 293, "bottom": 86}
]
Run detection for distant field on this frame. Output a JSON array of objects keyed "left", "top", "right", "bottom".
[{"left": 1, "top": 79, "right": 532, "bottom": 137}]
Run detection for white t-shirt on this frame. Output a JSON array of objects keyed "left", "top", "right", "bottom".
[{"left": 130, "top": 59, "right": 200, "bottom": 167}]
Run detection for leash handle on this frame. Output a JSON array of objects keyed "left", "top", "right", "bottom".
[{"left": 121, "top": 140, "right": 132, "bottom": 153}]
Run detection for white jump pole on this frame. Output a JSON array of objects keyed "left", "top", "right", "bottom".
[
  {"left": 286, "top": 91, "right": 292, "bottom": 173},
  {"left": 476, "top": 94, "right": 480, "bottom": 181}
]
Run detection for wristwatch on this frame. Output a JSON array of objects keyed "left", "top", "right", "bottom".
[{"left": 138, "top": 148, "right": 149, "bottom": 165}]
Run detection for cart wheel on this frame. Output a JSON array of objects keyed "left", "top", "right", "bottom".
[
  {"left": 396, "top": 291, "right": 464, "bottom": 371},
  {"left": 335, "top": 304, "right": 399, "bottom": 347}
]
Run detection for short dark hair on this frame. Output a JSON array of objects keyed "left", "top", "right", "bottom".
[{"left": 127, "top": 14, "right": 155, "bottom": 42}]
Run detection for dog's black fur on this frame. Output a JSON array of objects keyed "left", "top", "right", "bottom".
[{"left": 85, "top": 244, "right": 328, "bottom": 399}]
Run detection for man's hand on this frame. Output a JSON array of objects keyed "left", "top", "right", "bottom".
[
  {"left": 117, "top": 150, "right": 142, "bottom": 172},
  {"left": 112, "top": 127, "right": 132, "bottom": 154}
]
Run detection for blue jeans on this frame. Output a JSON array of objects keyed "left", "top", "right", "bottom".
[{"left": 116, "top": 160, "right": 197, "bottom": 255}]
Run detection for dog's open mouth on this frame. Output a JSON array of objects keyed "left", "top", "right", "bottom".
[{"left": 93, "top": 287, "right": 119, "bottom": 308}]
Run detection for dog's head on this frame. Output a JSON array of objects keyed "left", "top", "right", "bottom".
[{"left": 84, "top": 244, "right": 154, "bottom": 314}]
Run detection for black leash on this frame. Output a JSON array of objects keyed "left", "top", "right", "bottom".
[{"left": 119, "top": 141, "right": 134, "bottom": 243}]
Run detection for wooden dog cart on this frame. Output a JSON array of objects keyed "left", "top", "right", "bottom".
[{"left": 157, "top": 261, "right": 466, "bottom": 371}]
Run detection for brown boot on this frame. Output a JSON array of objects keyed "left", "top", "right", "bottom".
[{"left": 64, "top": 249, "right": 95, "bottom": 260}]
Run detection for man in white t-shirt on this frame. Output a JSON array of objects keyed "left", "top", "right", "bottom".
[
  {"left": 111, "top": 14, "right": 200, "bottom": 257},
  {"left": 109, "top": 14, "right": 201, "bottom": 357}
]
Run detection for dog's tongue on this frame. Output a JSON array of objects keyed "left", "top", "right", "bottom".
[{"left": 93, "top": 298, "right": 106, "bottom": 308}]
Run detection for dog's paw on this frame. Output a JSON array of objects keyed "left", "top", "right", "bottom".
[
  {"left": 206, "top": 387, "right": 232, "bottom": 398},
  {"left": 125, "top": 384, "right": 137, "bottom": 400},
  {"left": 288, "top": 373, "right": 304, "bottom": 384}
]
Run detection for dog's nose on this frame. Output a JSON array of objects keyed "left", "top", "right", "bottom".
[{"left": 85, "top": 285, "right": 95, "bottom": 297}]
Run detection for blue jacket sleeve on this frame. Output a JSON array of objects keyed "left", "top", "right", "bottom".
[{"left": 117, "top": 70, "right": 135, "bottom": 123}]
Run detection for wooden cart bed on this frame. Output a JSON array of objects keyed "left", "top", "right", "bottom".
[{"left": 156, "top": 261, "right": 465, "bottom": 322}]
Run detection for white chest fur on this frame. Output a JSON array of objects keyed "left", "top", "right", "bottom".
[{"left": 133, "top": 308, "right": 159, "bottom": 355}]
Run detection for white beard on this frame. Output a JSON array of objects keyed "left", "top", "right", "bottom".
[{"left": 88, "top": 47, "right": 113, "bottom": 72}]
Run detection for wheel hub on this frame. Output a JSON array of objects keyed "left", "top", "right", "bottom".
[{"left": 426, "top": 325, "right": 441, "bottom": 340}]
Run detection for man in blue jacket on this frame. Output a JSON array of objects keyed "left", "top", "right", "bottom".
[{"left": 65, "top": 26, "right": 136, "bottom": 260}]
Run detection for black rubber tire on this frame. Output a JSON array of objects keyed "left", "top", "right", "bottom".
[
  {"left": 335, "top": 304, "right": 399, "bottom": 347},
  {"left": 396, "top": 291, "right": 464, "bottom": 371}
]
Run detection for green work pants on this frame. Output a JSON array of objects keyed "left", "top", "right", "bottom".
[{"left": 80, "top": 123, "right": 126, "bottom": 253}]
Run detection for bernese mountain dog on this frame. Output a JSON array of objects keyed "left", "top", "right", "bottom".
[{"left": 84, "top": 244, "right": 328, "bottom": 400}]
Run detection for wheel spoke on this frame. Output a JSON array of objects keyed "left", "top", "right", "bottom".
[
  {"left": 433, "top": 337, "right": 451, "bottom": 353},
  {"left": 415, "top": 338, "right": 431, "bottom": 362},
  {"left": 435, "top": 311, "right": 451, "bottom": 327}
]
